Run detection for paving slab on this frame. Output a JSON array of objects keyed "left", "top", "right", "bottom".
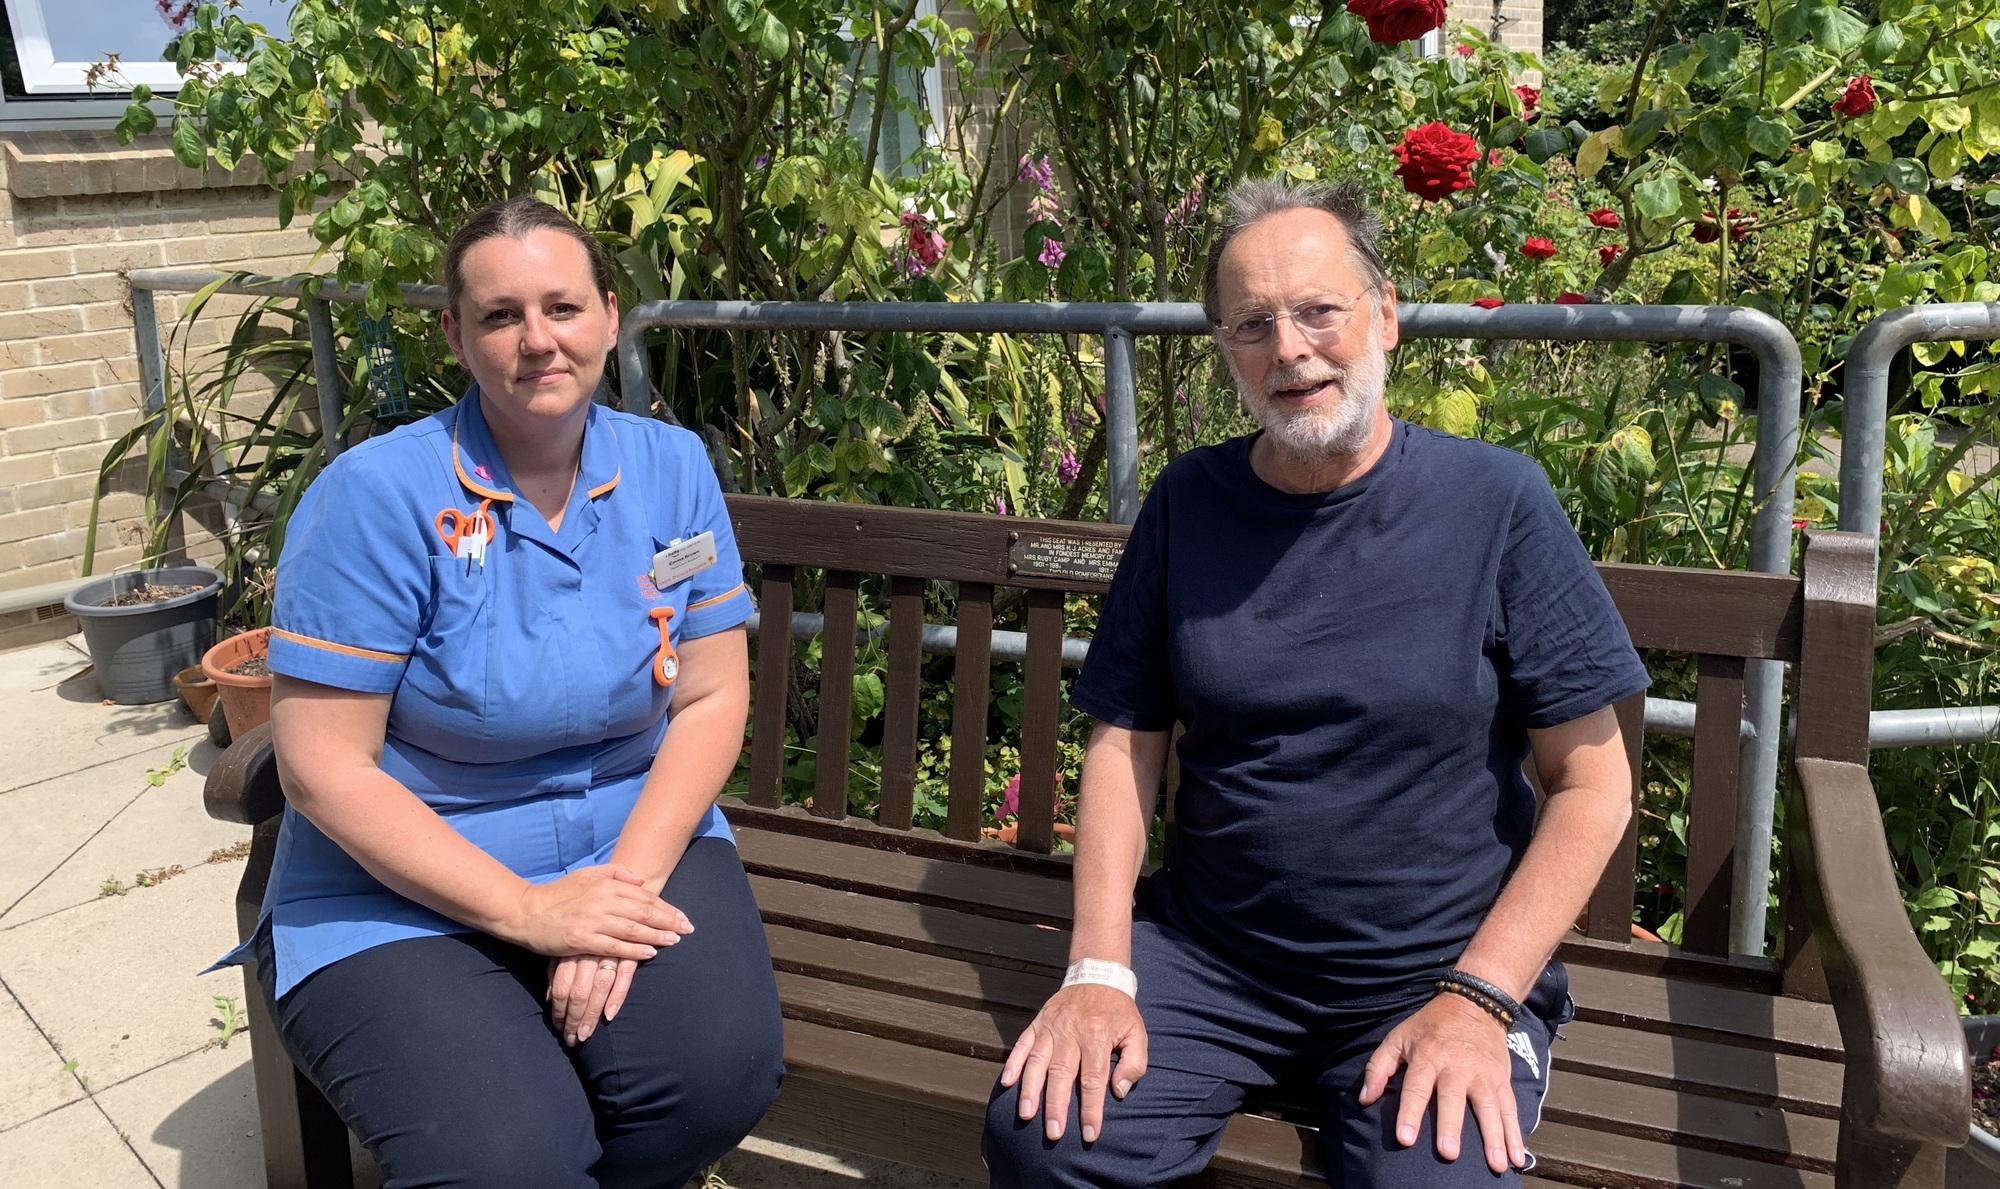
[
  {"left": 0, "top": 1097, "right": 159, "bottom": 1189},
  {"left": 0, "top": 665, "right": 205, "bottom": 798},
  {"left": 0, "top": 752, "right": 246, "bottom": 929},
  {"left": 0, "top": 985, "right": 83, "bottom": 1132},
  {"left": 0, "top": 861, "right": 244, "bottom": 1093},
  {"left": 719, "top": 1133, "right": 983, "bottom": 1188},
  {"left": 0, "top": 640, "right": 93, "bottom": 702},
  {"left": 96, "top": 1043, "right": 261, "bottom": 1189}
]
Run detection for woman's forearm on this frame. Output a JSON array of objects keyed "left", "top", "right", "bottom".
[{"left": 271, "top": 680, "right": 535, "bottom": 939}]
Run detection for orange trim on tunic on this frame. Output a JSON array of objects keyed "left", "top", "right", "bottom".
[
  {"left": 687, "top": 583, "right": 747, "bottom": 612},
  {"left": 587, "top": 470, "right": 621, "bottom": 499},
  {"left": 271, "top": 628, "right": 409, "bottom": 663},
  {"left": 451, "top": 423, "right": 516, "bottom": 504}
]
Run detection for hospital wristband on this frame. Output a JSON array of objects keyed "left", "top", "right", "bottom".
[{"left": 1062, "top": 958, "right": 1138, "bottom": 999}]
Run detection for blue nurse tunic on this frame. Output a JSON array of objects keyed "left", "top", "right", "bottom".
[{"left": 215, "top": 389, "right": 753, "bottom": 999}]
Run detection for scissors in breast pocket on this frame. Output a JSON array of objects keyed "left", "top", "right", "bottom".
[{"left": 434, "top": 501, "right": 496, "bottom": 572}]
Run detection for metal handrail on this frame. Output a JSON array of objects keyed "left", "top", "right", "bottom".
[{"left": 131, "top": 270, "right": 1813, "bottom": 955}]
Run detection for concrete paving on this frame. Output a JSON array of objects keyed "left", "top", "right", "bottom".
[{"left": 0, "top": 637, "right": 981, "bottom": 1189}]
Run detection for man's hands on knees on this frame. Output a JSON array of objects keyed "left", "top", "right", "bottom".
[
  {"left": 1358, "top": 992, "right": 1525, "bottom": 1174},
  {"left": 1000, "top": 983, "right": 1149, "bottom": 1144}
]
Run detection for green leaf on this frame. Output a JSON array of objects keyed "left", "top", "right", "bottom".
[
  {"left": 1883, "top": 157, "right": 1928, "bottom": 195},
  {"left": 1660, "top": 268, "right": 1710, "bottom": 305},
  {"left": 169, "top": 119, "right": 205, "bottom": 169},
  {"left": 1807, "top": 5, "right": 1868, "bottom": 54},
  {"left": 1521, "top": 126, "right": 1568, "bottom": 164},
  {"left": 1860, "top": 22, "right": 1904, "bottom": 66},
  {"left": 246, "top": 51, "right": 284, "bottom": 98},
  {"left": 1633, "top": 175, "right": 1682, "bottom": 220},
  {"left": 1745, "top": 117, "right": 1790, "bottom": 159},
  {"left": 758, "top": 13, "right": 790, "bottom": 59},
  {"left": 1620, "top": 110, "right": 1670, "bottom": 155},
  {"left": 117, "top": 102, "right": 158, "bottom": 141}
]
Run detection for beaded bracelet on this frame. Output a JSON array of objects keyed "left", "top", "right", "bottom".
[{"left": 1434, "top": 969, "right": 1524, "bottom": 1030}]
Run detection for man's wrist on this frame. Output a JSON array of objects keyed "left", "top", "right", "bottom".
[{"left": 1063, "top": 958, "right": 1138, "bottom": 999}]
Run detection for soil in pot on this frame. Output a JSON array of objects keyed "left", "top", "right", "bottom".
[
  {"left": 1977, "top": 1050, "right": 2000, "bottom": 1137},
  {"left": 226, "top": 656, "right": 270, "bottom": 679},
  {"left": 106, "top": 584, "right": 205, "bottom": 607}
]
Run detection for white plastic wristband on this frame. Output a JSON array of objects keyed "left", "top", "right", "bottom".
[{"left": 1062, "top": 958, "right": 1138, "bottom": 999}]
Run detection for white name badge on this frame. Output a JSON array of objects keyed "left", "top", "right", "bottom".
[{"left": 652, "top": 531, "right": 718, "bottom": 589}]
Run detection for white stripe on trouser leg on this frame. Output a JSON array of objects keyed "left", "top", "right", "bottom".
[{"left": 1507, "top": 1026, "right": 1552, "bottom": 1173}]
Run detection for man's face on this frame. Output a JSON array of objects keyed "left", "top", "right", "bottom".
[{"left": 1212, "top": 208, "right": 1399, "bottom": 462}]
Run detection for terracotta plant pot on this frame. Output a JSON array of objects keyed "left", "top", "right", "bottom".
[
  {"left": 202, "top": 627, "right": 274, "bottom": 737},
  {"left": 172, "top": 664, "right": 219, "bottom": 724}
]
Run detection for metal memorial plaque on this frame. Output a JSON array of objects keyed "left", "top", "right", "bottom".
[{"left": 1008, "top": 533, "right": 1126, "bottom": 585}]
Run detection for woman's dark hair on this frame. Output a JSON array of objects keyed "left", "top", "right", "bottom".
[{"left": 442, "top": 196, "right": 616, "bottom": 312}]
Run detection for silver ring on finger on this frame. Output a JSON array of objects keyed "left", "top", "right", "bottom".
[{"left": 599, "top": 959, "right": 618, "bottom": 972}]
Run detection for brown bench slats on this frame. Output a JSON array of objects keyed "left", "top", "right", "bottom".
[
  {"left": 878, "top": 575, "right": 926, "bottom": 831},
  {"left": 947, "top": 582, "right": 995, "bottom": 841},
  {"left": 1014, "top": 587, "right": 1066, "bottom": 854},
  {"left": 747, "top": 872, "right": 1071, "bottom": 973},
  {"left": 775, "top": 969, "right": 1030, "bottom": 1061},
  {"left": 1531, "top": 1119, "right": 1833, "bottom": 1189},
  {"left": 748, "top": 563, "right": 795, "bottom": 809},
  {"left": 812, "top": 569, "right": 861, "bottom": 819},
  {"left": 1552, "top": 1020, "right": 1842, "bottom": 1119},
  {"left": 1596, "top": 563, "right": 1803, "bottom": 660},
  {"left": 765, "top": 920, "right": 1847, "bottom": 1124},
  {"left": 1587, "top": 691, "right": 1650, "bottom": 942},
  {"left": 737, "top": 826, "right": 1074, "bottom": 925},
  {"left": 1543, "top": 1070, "right": 1836, "bottom": 1173},
  {"left": 1565, "top": 965, "right": 1841, "bottom": 1061},
  {"left": 1552, "top": 933, "right": 1781, "bottom": 994},
  {"left": 1682, "top": 654, "right": 1747, "bottom": 956}
]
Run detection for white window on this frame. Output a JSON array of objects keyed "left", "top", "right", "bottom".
[
  {"left": 844, "top": 0, "right": 944, "bottom": 179},
  {"left": 2, "top": 0, "right": 290, "bottom": 126}
]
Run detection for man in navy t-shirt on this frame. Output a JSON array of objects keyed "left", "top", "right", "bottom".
[{"left": 983, "top": 179, "right": 1651, "bottom": 1188}]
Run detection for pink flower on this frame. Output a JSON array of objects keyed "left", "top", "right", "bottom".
[
  {"left": 1792, "top": 517, "right": 1811, "bottom": 530},
  {"left": 1000, "top": 773, "right": 1020, "bottom": 820},
  {"left": 1588, "top": 207, "right": 1621, "bottom": 229},
  {"left": 1514, "top": 84, "right": 1541, "bottom": 122},
  {"left": 1392, "top": 122, "right": 1480, "bottom": 202},
  {"left": 1487, "top": 148, "right": 1506, "bottom": 167},
  {"left": 1471, "top": 297, "right": 1505, "bottom": 309},
  {"left": 474, "top": 463, "right": 492, "bottom": 480},
  {"left": 1017, "top": 154, "right": 1054, "bottom": 190},
  {"left": 1834, "top": 75, "right": 1877, "bottom": 118},
  {"left": 900, "top": 211, "right": 947, "bottom": 268},
  {"left": 1453, "top": 42, "right": 1475, "bottom": 57},
  {"left": 1056, "top": 449, "right": 1081, "bottom": 485},
  {"left": 1038, "top": 237, "right": 1067, "bottom": 268},
  {"left": 1520, "top": 237, "right": 1557, "bottom": 260},
  {"left": 1555, "top": 291, "right": 1587, "bottom": 304},
  {"left": 995, "top": 497, "right": 1008, "bottom": 516}
]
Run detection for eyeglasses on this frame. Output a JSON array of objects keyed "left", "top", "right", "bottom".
[{"left": 1214, "top": 294, "right": 1375, "bottom": 350}]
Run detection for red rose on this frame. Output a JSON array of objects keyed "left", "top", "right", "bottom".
[
  {"left": 1514, "top": 84, "right": 1541, "bottom": 121},
  {"left": 1348, "top": 0, "right": 1447, "bottom": 45},
  {"left": 1599, "top": 243, "right": 1623, "bottom": 266},
  {"left": 1692, "top": 220, "right": 1720, "bottom": 244},
  {"left": 1727, "top": 206, "right": 1752, "bottom": 242},
  {"left": 1470, "top": 297, "right": 1505, "bottom": 308},
  {"left": 1555, "top": 291, "right": 1587, "bottom": 305},
  {"left": 1834, "top": 74, "right": 1877, "bottom": 118},
  {"left": 1588, "top": 207, "right": 1621, "bottom": 229},
  {"left": 1453, "top": 42, "right": 1475, "bottom": 57},
  {"left": 1392, "top": 122, "right": 1480, "bottom": 202},
  {"left": 1520, "top": 236, "right": 1557, "bottom": 260}
]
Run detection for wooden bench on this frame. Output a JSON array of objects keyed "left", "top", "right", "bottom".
[{"left": 205, "top": 497, "right": 1972, "bottom": 1189}]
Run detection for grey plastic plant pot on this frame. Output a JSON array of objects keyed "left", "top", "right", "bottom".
[
  {"left": 1958, "top": 1016, "right": 2000, "bottom": 1185},
  {"left": 63, "top": 566, "right": 225, "bottom": 705}
]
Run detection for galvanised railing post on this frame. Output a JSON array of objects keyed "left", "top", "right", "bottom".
[
  {"left": 307, "top": 299, "right": 345, "bottom": 460},
  {"left": 1102, "top": 325, "right": 1140, "bottom": 525},
  {"left": 132, "top": 286, "right": 168, "bottom": 453}
]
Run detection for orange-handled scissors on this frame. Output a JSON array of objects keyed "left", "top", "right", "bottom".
[
  {"left": 433, "top": 500, "right": 496, "bottom": 557},
  {"left": 650, "top": 606, "right": 679, "bottom": 687}
]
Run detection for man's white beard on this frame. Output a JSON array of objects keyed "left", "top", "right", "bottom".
[{"left": 1231, "top": 316, "right": 1387, "bottom": 466}]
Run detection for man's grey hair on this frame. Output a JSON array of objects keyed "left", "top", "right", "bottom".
[{"left": 1200, "top": 179, "right": 1390, "bottom": 324}]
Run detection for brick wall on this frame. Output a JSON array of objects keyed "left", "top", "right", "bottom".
[
  {"left": 1448, "top": 0, "right": 1543, "bottom": 58},
  {"left": 0, "top": 130, "right": 320, "bottom": 650}
]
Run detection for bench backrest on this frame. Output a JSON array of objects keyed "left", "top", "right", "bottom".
[{"left": 726, "top": 495, "right": 1876, "bottom": 967}]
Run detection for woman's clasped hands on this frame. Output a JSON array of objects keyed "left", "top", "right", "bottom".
[{"left": 501, "top": 863, "right": 693, "bottom": 1046}]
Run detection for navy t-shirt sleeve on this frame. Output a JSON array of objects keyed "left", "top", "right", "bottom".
[
  {"left": 1494, "top": 464, "right": 1652, "bottom": 728},
  {"left": 1071, "top": 481, "right": 1175, "bottom": 732}
]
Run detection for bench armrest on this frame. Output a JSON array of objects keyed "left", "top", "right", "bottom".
[
  {"left": 203, "top": 722, "right": 286, "bottom": 826},
  {"left": 1792, "top": 756, "right": 1970, "bottom": 1147}
]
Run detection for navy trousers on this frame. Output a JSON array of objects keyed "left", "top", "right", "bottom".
[
  {"left": 262, "top": 837, "right": 785, "bottom": 1189},
  {"left": 983, "top": 896, "right": 1572, "bottom": 1188}
]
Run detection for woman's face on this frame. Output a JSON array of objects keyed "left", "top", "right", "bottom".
[{"left": 442, "top": 228, "right": 619, "bottom": 429}]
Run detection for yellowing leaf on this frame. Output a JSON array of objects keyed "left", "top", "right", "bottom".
[
  {"left": 1576, "top": 126, "right": 1619, "bottom": 178},
  {"left": 1252, "top": 114, "right": 1285, "bottom": 153}
]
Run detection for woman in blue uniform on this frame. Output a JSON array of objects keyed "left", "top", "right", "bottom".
[{"left": 219, "top": 197, "right": 783, "bottom": 1188}]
